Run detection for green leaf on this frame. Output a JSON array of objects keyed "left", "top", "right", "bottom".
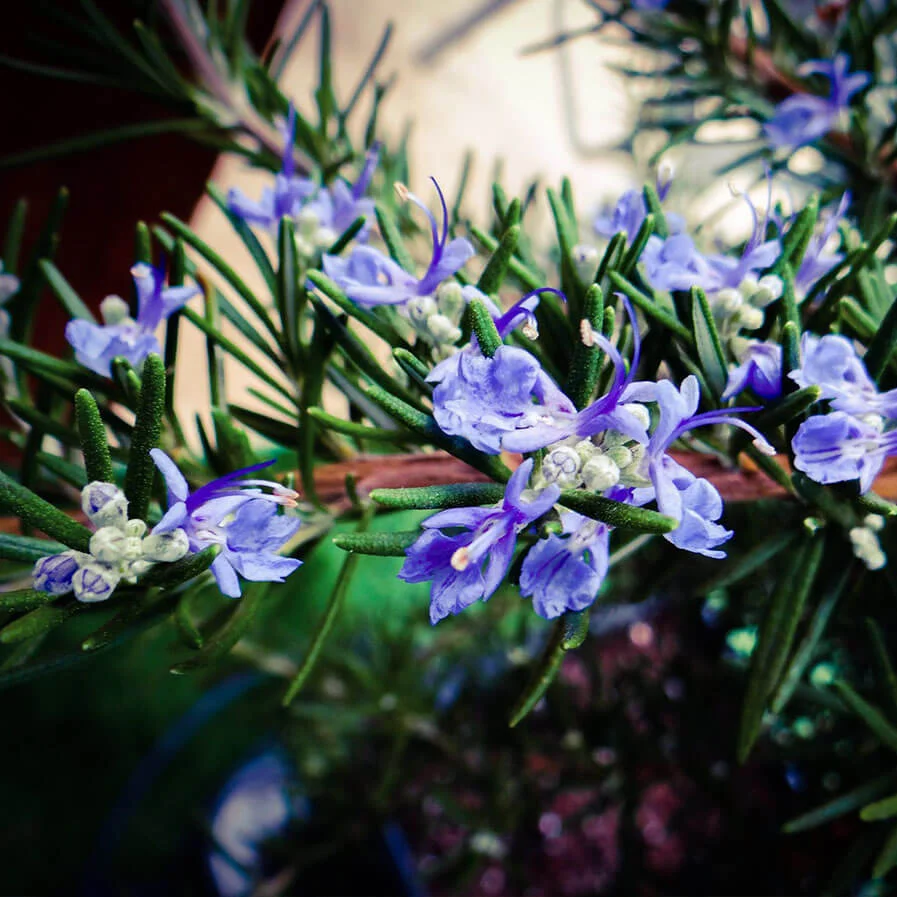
[
  {"left": 835, "top": 680, "right": 897, "bottom": 753},
  {"left": 469, "top": 225, "right": 543, "bottom": 291},
  {"left": 276, "top": 216, "right": 302, "bottom": 363},
  {"left": 873, "top": 824, "right": 897, "bottom": 879},
  {"left": 547, "top": 188, "right": 586, "bottom": 321},
  {"left": 643, "top": 183, "right": 668, "bottom": 239},
  {"left": 363, "top": 385, "right": 511, "bottom": 482},
  {"left": 158, "top": 213, "right": 281, "bottom": 343},
  {"left": 776, "top": 195, "right": 819, "bottom": 272},
  {"left": 558, "top": 489, "right": 677, "bottom": 533},
  {"left": 283, "top": 507, "right": 375, "bottom": 704},
  {"left": 326, "top": 215, "right": 366, "bottom": 256},
  {"left": 139, "top": 544, "right": 220, "bottom": 590},
  {"left": 0, "top": 587, "right": 58, "bottom": 612},
  {"left": 609, "top": 272, "right": 693, "bottom": 343},
  {"left": 772, "top": 566, "right": 852, "bottom": 714},
  {"left": 619, "top": 213, "right": 655, "bottom": 277},
  {"left": 229, "top": 404, "right": 298, "bottom": 446},
  {"left": 3, "top": 198, "right": 27, "bottom": 274},
  {"left": 0, "top": 469, "right": 91, "bottom": 551},
  {"left": 307, "top": 406, "right": 421, "bottom": 444},
  {"left": 370, "top": 483, "right": 505, "bottom": 510},
  {"left": 38, "top": 259, "right": 96, "bottom": 323},
  {"left": 866, "top": 617, "right": 897, "bottom": 722},
  {"left": 465, "top": 297, "right": 502, "bottom": 357},
  {"left": 123, "top": 353, "right": 165, "bottom": 521},
  {"left": 752, "top": 385, "right": 821, "bottom": 430},
  {"left": 691, "top": 286, "right": 727, "bottom": 398},
  {"left": 375, "top": 203, "right": 415, "bottom": 272},
  {"left": 564, "top": 284, "right": 605, "bottom": 410},
  {"left": 0, "top": 534, "right": 67, "bottom": 564},
  {"left": 738, "top": 533, "right": 825, "bottom": 763},
  {"left": 170, "top": 581, "right": 269, "bottom": 674},
  {"left": 0, "top": 602, "right": 81, "bottom": 645},
  {"left": 782, "top": 771, "right": 897, "bottom": 833},
  {"left": 861, "top": 794, "right": 897, "bottom": 822},
  {"left": 81, "top": 588, "right": 179, "bottom": 652},
  {"left": 477, "top": 223, "right": 520, "bottom": 295},
  {"left": 700, "top": 530, "right": 798, "bottom": 592},
  {"left": 509, "top": 619, "right": 567, "bottom": 727},
  {"left": 75, "top": 388, "right": 113, "bottom": 483},
  {"left": 561, "top": 609, "right": 590, "bottom": 649},
  {"left": 331, "top": 530, "right": 419, "bottom": 556},
  {"left": 864, "top": 288, "right": 897, "bottom": 383}
]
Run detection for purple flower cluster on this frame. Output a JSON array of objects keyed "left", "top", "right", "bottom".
[
  {"left": 151, "top": 450, "right": 303, "bottom": 597},
  {"left": 228, "top": 105, "right": 378, "bottom": 244},
  {"left": 791, "top": 334, "right": 897, "bottom": 492},
  {"left": 765, "top": 54, "right": 870, "bottom": 149},
  {"left": 405, "top": 300, "right": 772, "bottom": 622},
  {"left": 66, "top": 264, "right": 198, "bottom": 377},
  {"left": 322, "top": 179, "right": 474, "bottom": 309}
]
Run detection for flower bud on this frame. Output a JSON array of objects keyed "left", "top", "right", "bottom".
[
  {"left": 32, "top": 550, "right": 89, "bottom": 595},
  {"left": 605, "top": 445, "right": 633, "bottom": 469},
  {"left": 90, "top": 526, "right": 142, "bottom": 563},
  {"left": 436, "top": 282, "right": 465, "bottom": 321},
  {"left": 581, "top": 454, "right": 621, "bottom": 492},
  {"left": 737, "top": 306, "right": 764, "bottom": 330},
  {"left": 81, "top": 482, "right": 128, "bottom": 530},
  {"left": 542, "top": 446, "right": 582, "bottom": 488},
  {"left": 620, "top": 403, "right": 651, "bottom": 430},
  {"left": 753, "top": 275, "right": 784, "bottom": 307},
  {"left": 406, "top": 295, "right": 437, "bottom": 324},
  {"left": 716, "top": 288, "right": 743, "bottom": 313},
  {"left": 142, "top": 529, "right": 190, "bottom": 563},
  {"left": 122, "top": 559, "right": 153, "bottom": 583},
  {"left": 99, "top": 295, "right": 131, "bottom": 326},
  {"left": 124, "top": 519, "right": 147, "bottom": 539},
  {"left": 572, "top": 244, "right": 599, "bottom": 281},
  {"left": 427, "top": 313, "right": 462, "bottom": 344},
  {"left": 849, "top": 526, "right": 887, "bottom": 571},
  {"left": 72, "top": 562, "right": 120, "bottom": 603}
]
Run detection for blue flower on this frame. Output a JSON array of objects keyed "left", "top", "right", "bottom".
[
  {"left": 321, "top": 179, "right": 474, "bottom": 307},
  {"left": 594, "top": 181, "right": 684, "bottom": 244},
  {"left": 624, "top": 376, "right": 773, "bottom": 557},
  {"left": 398, "top": 459, "right": 560, "bottom": 624},
  {"left": 765, "top": 54, "right": 870, "bottom": 149},
  {"left": 430, "top": 296, "right": 651, "bottom": 454},
  {"left": 793, "top": 194, "right": 849, "bottom": 297},
  {"left": 641, "top": 233, "right": 714, "bottom": 292},
  {"left": 228, "top": 105, "right": 378, "bottom": 242},
  {"left": 150, "top": 450, "right": 302, "bottom": 598},
  {"left": 65, "top": 264, "right": 198, "bottom": 377},
  {"left": 790, "top": 333, "right": 897, "bottom": 418},
  {"left": 519, "top": 511, "right": 610, "bottom": 619},
  {"left": 793, "top": 411, "right": 897, "bottom": 494},
  {"left": 723, "top": 341, "right": 783, "bottom": 401}
]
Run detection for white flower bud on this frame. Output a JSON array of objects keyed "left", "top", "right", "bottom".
[
  {"left": 32, "top": 550, "right": 91, "bottom": 595},
  {"left": 737, "top": 306, "right": 764, "bottom": 330},
  {"left": 142, "top": 529, "right": 190, "bottom": 563},
  {"left": 406, "top": 295, "right": 437, "bottom": 324},
  {"left": 572, "top": 244, "right": 599, "bottom": 281},
  {"left": 753, "top": 275, "right": 784, "bottom": 307},
  {"left": 427, "top": 313, "right": 462, "bottom": 344},
  {"left": 850, "top": 526, "right": 887, "bottom": 571},
  {"left": 436, "top": 282, "right": 465, "bottom": 321},
  {"left": 81, "top": 482, "right": 128, "bottom": 530},
  {"left": 90, "top": 526, "right": 142, "bottom": 564},
  {"left": 124, "top": 519, "right": 147, "bottom": 539},
  {"left": 100, "top": 295, "right": 131, "bottom": 326},
  {"left": 605, "top": 445, "right": 633, "bottom": 469},
  {"left": 121, "top": 558, "right": 153, "bottom": 583},
  {"left": 574, "top": 439, "right": 600, "bottom": 462},
  {"left": 542, "top": 446, "right": 582, "bottom": 488},
  {"left": 295, "top": 206, "right": 321, "bottom": 238},
  {"left": 715, "top": 288, "right": 743, "bottom": 313},
  {"left": 581, "top": 454, "right": 621, "bottom": 492},
  {"left": 72, "top": 562, "right": 120, "bottom": 603},
  {"left": 865, "top": 514, "right": 886, "bottom": 532},
  {"left": 859, "top": 413, "right": 886, "bottom": 433}
]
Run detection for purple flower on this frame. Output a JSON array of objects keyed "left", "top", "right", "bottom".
[
  {"left": 398, "top": 459, "right": 560, "bottom": 624},
  {"left": 519, "top": 511, "right": 610, "bottom": 619},
  {"left": 625, "top": 376, "right": 773, "bottom": 556},
  {"left": 633, "top": 0, "right": 669, "bottom": 8},
  {"left": 765, "top": 54, "right": 870, "bottom": 148},
  {"left": 322, "top": 179, "right": 473, "bottom": 308},
  {"left": 794, "top": 193, "right": 849, "bottom": 297},
  {"left": 790, "top": 333, "right": 897, "bottom": 418},
  {"left": 431, "top": 296, "right": 652, "bottom": 455},
  {"left": 228, "top": 105, "right": 378, "bottom": 241},
  {"left": 641, "top": 233, "right": 714, "bottom": 292},
  {"left": 793, "top": 411, "right": 897, "bottom": 494},
  {"left": 150, "top": 450, "right": 302, "bottom": 598},
  {"left": 594, "top": 182, "right": 684, "bottom": 244},
  {"left": 723, "top": 341, "right": 783, "bottom": 401},
  {"left": 65, "top": 264, "right": 198, "bottom": 377}
]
